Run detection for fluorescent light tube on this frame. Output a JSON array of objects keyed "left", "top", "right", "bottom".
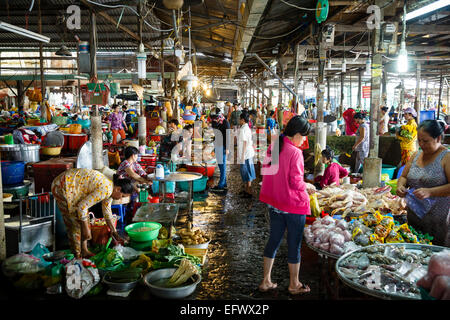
[
  {"left": 0, "top": 21, "right": 50, "bottom": 43},
  {"left": 405, "top": 0, "right": 450, "bottom": 21}
]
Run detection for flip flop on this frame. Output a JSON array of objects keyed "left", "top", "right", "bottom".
[
  {"left": 288, "top": 283, "right": 310, "bottom": 295},
  {"left": 258, "top": 283, "right": 278, "bottom": 292}
]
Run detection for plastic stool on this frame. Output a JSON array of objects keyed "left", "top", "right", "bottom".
[{"left": 111, "top": 204, "right": 126, "bottom": 224}]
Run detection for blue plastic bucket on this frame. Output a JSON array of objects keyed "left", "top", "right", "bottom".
[
  {"left": 152, "top": 180, "right": 175, "bottom": 194},
  {"left": 1, "top": 161, "right": 25, "bottom": 186},
  {"left": 177, "top": 176, "right": 208, "bottom": 192},
  {"left": 381, "top": 164, "right": 396, "bottom": 180}
]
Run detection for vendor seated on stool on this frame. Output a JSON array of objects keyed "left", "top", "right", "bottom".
[
  {"left": 117, "top": 146, "right": 153, "bottom": 223},
  {"left": 160, "top": 119, "right": 183, "bottom": 158},
  {"left": 314, "top": 147, "right": 349, "bottom": 190}
]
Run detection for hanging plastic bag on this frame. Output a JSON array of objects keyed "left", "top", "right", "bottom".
[
  {"left": 113, "top": 245, "right": 142, "bottom": 261},
  {"left": 309, "top": 194, "right": 321, "bottom": 218},
  {"left": 2, "top": 253, "right": 44, "bottom": 277},
  {"left": 405, "top": 188, "right": 436, "bottom": 219},
  {"left": 30, "top": 243, "right": 52, "bottom": 268},
  {"left": 65, "top": 259, "right": 100, "bottom": 299}
]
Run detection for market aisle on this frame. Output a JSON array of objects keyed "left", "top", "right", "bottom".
[{"left": 186, "top": 164, "right": 325, "bottom": 300}]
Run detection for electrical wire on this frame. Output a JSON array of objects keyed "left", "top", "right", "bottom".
[
  {"left": 28, "top": 0, "right": 35, "bottom": 12},
  {"left": 85, "top": 0, "right": 174, "bottom": 32},
  {"left": 280, "top": 0, "right": 318, "bottom": 11},
  {"left": 245, "top": 23, "right": 304, "bottom": 40}
]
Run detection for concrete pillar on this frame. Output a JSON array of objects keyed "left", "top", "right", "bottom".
[
  {"left": 138, "top": 116, "right": 147, "bottom": 146},
  {"left": 314, "top": 32, "right": 327, "bottom": 177},
  {"left": 340, "top": 73, "right": 344, "bottom": 118},
  {"left": 382, "top": 69, "right": 387, "bottom": 107},
  {"left": 362, "top": 157, "right": 382, "bottom": 188},
  {"left": 91, "top": 115, "right": 104, "bottom": 170},
  {"left": 357, "top": 68, "right": 362, "bottom": 109},
  {"left": 363, "top": 0, "right": 388, "bottom": 188},
  {"left": 0, "top": 154, "right": 5, "bottom": 260}
]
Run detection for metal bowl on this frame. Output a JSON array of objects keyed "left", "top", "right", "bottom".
[
  {"left": 102, "top": 272, "right": 142, "bottom": 292},
  {"left": 143, "top": 268, "right": 201, "bottom": 299}
]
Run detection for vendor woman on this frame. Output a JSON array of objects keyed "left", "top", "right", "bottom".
[
  {"left": 314, "top": 147, "right": 349, "bottom": 189},
  {"left": 396, "top": 120, "right": 450, "bottom": 246},
  {"left": 51, "top": 168, "right": 134, "bottom": 258},
  {"left": 397, "top": 107, "right": 418, "bottom": 166}
]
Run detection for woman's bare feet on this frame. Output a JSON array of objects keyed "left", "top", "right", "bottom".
[
  {"left": 288, "top": 283, "right": 310, "bottom": 295},
  {"left": 258, "top": 281, "right": 278, "bottom": 292}
]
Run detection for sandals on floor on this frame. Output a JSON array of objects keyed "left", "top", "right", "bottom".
[
  {"left": 288, "top": 283, "right": 311, "bottom": 295},
  {"left": 258, "top": 283, "right": 278, "bottom": 293}
]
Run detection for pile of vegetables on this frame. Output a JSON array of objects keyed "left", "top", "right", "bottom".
[
  {"left": 166, "top": 258, "right": 199, "bottom": 288},
  {"left": 146, "top": 244, "right": 201, "bottom": 270},
  {"left": 350, "top": 211, "right": 433, "bottom": 246},
  {"left": 90, "top": 238, "right": 124, "bottom": 271},
  {"left": 177, "top": 222, "right": 209, "bottom": 245}
]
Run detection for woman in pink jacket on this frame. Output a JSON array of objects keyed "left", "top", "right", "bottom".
[{"left": 259, "top": 116, "right": 316, "bottom": 295}]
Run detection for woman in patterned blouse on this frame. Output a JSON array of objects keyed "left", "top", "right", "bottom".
[{"left": 51, "top": 169, "right": 133, "bottom": 258}]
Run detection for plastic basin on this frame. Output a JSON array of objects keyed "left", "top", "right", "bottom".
[
  {"left": 125, "top": 222, "right": 162, "bottom": 242},
  {"left": 186, "top": 164, "right": 215, "bottom": 177},
  {"left": 1, "top": 161, "right": 25, "bottom": 186},
  {"left": 152, "top": 180, "right": 176, "bottom": 194},
  {"left": 381, "top": 164, "right": 396, "bottom": 180},
  {"left": 177, "top": 175, "right": 208, "bottom": 192}
]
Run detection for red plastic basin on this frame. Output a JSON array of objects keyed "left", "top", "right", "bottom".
[{"left": 186, "top": 164, "right": 215, "bottom": 177}]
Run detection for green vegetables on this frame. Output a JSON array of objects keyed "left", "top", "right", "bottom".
[
  {"left": 145, "top": 244, "right": 201, "bottom": 271},
  {"left": 400, "top": 129, "right": 413, "bottom": 140},
  {"left": 90, "top": 238, "right": 124, "bottom": 271}
]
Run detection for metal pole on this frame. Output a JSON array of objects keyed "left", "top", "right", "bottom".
[
  {"left": 415, "top": 62, "right": 421, "bottom": 124},
  {"left": 0, "top": 153, "right": 5, "bottom": 260},
  {"left": 138, "top": 0, "right": 146, "bottom": 146},
  {"left": 247, "top": 53, "right": 298, "bottom": 100},
  {"left": 438, "top": 69, "right": 443, "bottom": 119},
  {"left": 38, "top": 0, "right": 45, "bottom": 103},
  {"left": 357, "top": 68, "right": 362, "bottom": 109},
  {"left": 314, "top": 29, "right": 327, "bottom": 177},
  {"left": 240, "top": 71, "right": 269, "bottom": 100},
  {"left": 340, "top": 73, "right": 344, "bottom": 118}
]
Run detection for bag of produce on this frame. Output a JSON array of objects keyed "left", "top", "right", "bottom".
[
  {"left": 309, "top": 193, "right": 321, "bottom": 218},
  {"left": 90, "top": 238, "right": 124, "bottom": 272},
  {"left": 65, "top": 259, "right": 100, "bottom": 299},
  {"left": 405, "top": 188, "right": 437, "bottom": 219},
  {"left": 113, "top": 245, "right": 142, "bottom": 261}
]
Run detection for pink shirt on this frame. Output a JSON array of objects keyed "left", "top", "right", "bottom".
[
  {"left": 259, "top": 136, "right": 310, "bottom": 215},
  {"left": 320, "top": 162, "right": 348, "bottom": 189}
]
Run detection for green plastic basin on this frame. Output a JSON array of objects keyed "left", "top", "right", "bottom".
[{"left": 125, "top": 222, "right": 162, "bottom": 242}]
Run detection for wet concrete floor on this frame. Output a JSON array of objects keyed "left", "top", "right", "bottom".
[{"left": 0, "top": 164, "right": 373, "bottom": 300}]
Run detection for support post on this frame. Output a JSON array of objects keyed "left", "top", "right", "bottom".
[
  {"left": 38, "top": 0, "right": 46, "bottom": 104},
  {"left": 382, "top": 69, "right": 387, "bottom": 107},
  {"left": 340, "top": 73, "right": 344, "bottom": 118},
  {"left": 89, "top": 10, "right": 103, "bottom": 170},
  {"left": 327, "top": 76, "right": 331, "bottom": 111},
  {"left": 363, "top": 0, "right": 386, "bottom": 189},
  {"left": 16, "top": 80, "right": 24, "bottom": 112},
  {"left": 437, "top": 69, "right": 443, "bottom": 120},
  {"left": 415, "top": 62, "right": 421, "bottom": 124},
  {"left": 314, "top": 30, "right": 327, "bottom": 177},
  {"left": 357, "top": 68, "right": 362, "bottom": 109},
  {"left": 0, "top": 153, "right": 5, "bottom": 261},
  {"left": 138, "top": 0, "right": 146, "bottom": 146}
]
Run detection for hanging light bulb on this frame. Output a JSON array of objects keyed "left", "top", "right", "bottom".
[
  {"left": 397, "top": 41, "right": 408, "bottom": 73},
  {"left": 206, "top": 88, "right": 212, "bottom": 96},
  {"left": 136, "top": 43, "right": 147, "bottom": 79}
]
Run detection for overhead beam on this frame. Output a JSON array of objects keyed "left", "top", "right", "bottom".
[
  {"left": 334, "top": 24, "right": 450, "bottom": 35},
  {"left": 79, "top": 0, "right": 175, "bottom": 69},
  {"left": 230, "top": 0, "right": 270, "bottom": 78},
  {"left": 298, "top": 44, "right": 450, "bottom": 52}
]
